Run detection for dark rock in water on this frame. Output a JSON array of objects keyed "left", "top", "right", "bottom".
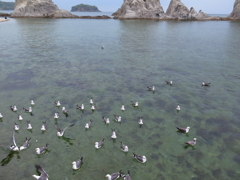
[
  {"left": 0, "top": 12, "right": 11, "bottom": 17},
  {"left": 78, "top": 15, "right": 111, "bottom": 19},
  {"left": 233, "top": 155, "right": 240, "bottom": 165},
  {"left": 227, "top": 170, "right": 239, "bottom": 179},
  {"left": 227, "top": 0, "right": 240, "bottom": 19},
  {"left": 212, "top": 169, "right": 222, "bottom": 179},
  {"left": 71, "top": 4, "right": 101, "bottom": 12},
  {"left": 6, "top": 69, "right": 34, "bottom": 81}
]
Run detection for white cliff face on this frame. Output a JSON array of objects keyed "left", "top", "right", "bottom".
[
  {"left": 166, "top": 0, "right": 189, "bottom": 19},
  {"left": 112, "top": 0, "right": 165, "bottom": 19},
  {"left": 11, "top": 0, "right": 76, "bottom": 17},
  {"left": 228, "top": 0, "right": 240, "bottom": 19}
]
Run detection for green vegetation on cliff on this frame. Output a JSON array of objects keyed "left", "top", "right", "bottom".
[
  {"left": 0, "top": 1, "right": 14, "bottom": 10},
  {"left": 71, "top": 4, "right": 101, "bottom": 12}
]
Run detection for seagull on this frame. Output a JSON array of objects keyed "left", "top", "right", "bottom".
[
  {"left": 114, "top": 115, "right": 121, "bottom": 122},
  {"left": 55, "top": 124, "right": 75, "bottom": 137},
  {"left": 120, "top": 142, "right": 128, "bottom": 152},
  {"left": 32, "top": 165, "right": 49, "bottom": 180},
  {"left": 111, "top": 129, "right": 117, "bottom": 139},
  {"left": 26, "top": 121, "right": 32, "bottom": 130},
  {"left": 101, "top": 46, "right": 104, "bottom": 49},
  {"left": 131, "top": 101, "right": 138, "bottom": 107},
  {"left": 23, "top": 107, "right": 32, "bottom": 113},
  {"left": 165, "top": 81, "right": 173, "bottom": 85},
  {"left": 62, "top": 107, "right": 68, "bottom": 115},
  {"left": 76, "top": 104, "right": 84, "bottom": 110},
  {"left": 41, "top": 121, "right": 47, "bottom": 131},
  {"left": 90, "top": 97, "right": 93, "bottom": 104},
  {"left": 123, "top": 171, "right": 132, "bottom": 180},
  {"left": 18, "top": 114, "right": 23, "bottom": 121},
  {"left": 147, "top": 86, "right": 155, "bottom": 91},
  {"left": 105, "top": 170, "right": 122, "bottom": 180},
  {"left": 95, "top": 139, "right": 104, "bottom": 149},
  {"left": 10, "top": 105, "right": 17, "bottom": 112},
  {"left": 177, "top": 126, "right": 190, "bottom": 133},
  {"left": 30, "top": 99, "right": 35, "bottom": 106},
  {"left": 85, "top": 120, "right": 93, "bottom": 129},
  {"left": 54, "top": 101, "right": 61, "bottom": 107},
  {"left": 0, "top": 113, "right": 3, "bottom": 118},
  {"left": 14, "top": 123, "right": 19, "bottom": 131},
  {"left": 185, "top": 138, "right": 197, "bottom": 146},
  {"left": 176, "top": 105, "right": 181, "bottom": 111},
  {"left": 72, "top": 157, "right": 83, "bottom": 170},
  {"left": 20, "top": 137, "right": 31, "bottom": 150},
  {"left": 9, "top": 131, "right": 19, "bottom": 151},
  {"left": 138, "top": 117, "right": 143, "bottom": 125},
  {"left": 133, "top": 153, "right": 147, "bottom": 163},
  {"left": 102, "top": 116, "right": 110, "bottom": 124},
  {"left": 121, "top": 105, "right": 125, "bottom": 111},
  {"left": 35, "top": 144, "right": 48, "bottom": 154},
  {"left": 202, "top": 82, "right": 210, "bottom": 86},
  {"left": 91, "top": 104, "right": 96, "bottom": 110},
  {"left": 54, "top": 112, "right": 59, "bottom": 119}
]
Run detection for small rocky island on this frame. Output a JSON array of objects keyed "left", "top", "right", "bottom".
[
  {"left": 0, "top": 0, "right": 14, "bottom": 10},
  {"left": 71, "top": 4, "right": 101, "bottom": 12}
]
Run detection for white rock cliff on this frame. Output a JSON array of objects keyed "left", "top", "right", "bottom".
[{"left": 228, "top": 0, "right": 240, "bottom": 19}]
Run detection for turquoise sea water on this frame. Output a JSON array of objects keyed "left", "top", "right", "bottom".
[{"left": 0, "top": 16, "right": 240, "bottom": 180}]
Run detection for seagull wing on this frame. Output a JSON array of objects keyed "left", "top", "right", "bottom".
[
  {"left": 35, "top": 165, "right": 49, "bottom": 178},
  {"left": 12, "top": 131, "right": 17, "bottom": 147},
  {"left": 55, "top": 125, "right": 62, "bottom": 133},
  {"left": 62, "top": 124, "right": 75, "bottom": 133}
]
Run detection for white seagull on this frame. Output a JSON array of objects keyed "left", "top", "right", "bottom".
[
  {"left": 55, "top": 124, "right": 75, "bottom": 137},
  {"left": 72, "top": 157, "right": 83, "bottom": 170}
]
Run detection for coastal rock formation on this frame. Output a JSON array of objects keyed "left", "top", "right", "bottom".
[
  {"left": 112, "top": 0, "right": 165, "bottom": 19},
  {"left": 11, "top": 0, "right": 77, "bottom": 18},
  {"left": 166, "top": 0, "right": 189, "bottom": 19},
  {"left": 227, "top": 0, "right": 240, "bottom": 19},
  {"left": 71, "top": 4, "right": 101, "bottom": 12}
]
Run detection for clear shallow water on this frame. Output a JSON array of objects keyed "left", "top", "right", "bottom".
[{"left": 0, "top": 18, "right": 240, "bottom": 180}]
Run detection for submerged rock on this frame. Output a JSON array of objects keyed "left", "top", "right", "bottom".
[
  {"left": 112, "top": 0, "right": 165, "bottom": 19},
  {"left": 227, "top": 0, "right": 240, "bottom": 19},
  {"left": 11, "top": 0, "right": 77, "bottom": 18}
]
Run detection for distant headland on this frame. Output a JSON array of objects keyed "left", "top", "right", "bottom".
[
  {"left": 0, "top": 0, "right": 14, "bottom": 10},
  {"left": 71, "top": 4, "right": 101, "bottom": 12}
]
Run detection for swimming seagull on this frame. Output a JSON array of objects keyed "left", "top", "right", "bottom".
[
  {"left": 62, "top": 107, "right": 68, "bottom": 115},
  {"left": 10, "top": 105, "right": 17, "bottom": 112},
  {"left": 72, "top": 157, "right": 83, "bottom": 170},
  {"left": 95, "top": 139, "right": 104, "bottom": 149},
  {"left": 9, "top": 131, "right": 19, "bottom": 151},
  {"left": 14, "top": 123, "right": 20, "bottom": 131},
  {"left": 0, "top": 113, "right": 3, "bottom": 118},
  {"left": 85, "top": 120, "right": 93, "bottom": 129},
  {"left": 121, "top": 105, "right": 125, "bottom": 111},
  {"left": 54, "top": 112, "right": 59, "bottom": 119},
  {"left": 30, "top": 99, "right": 35, "bottom": 106},
  {"left": 123, "top": 171, "right": 132, "bottom": 180},
  {"left": 202, "top": 82, "right": 211, "bottom": 86},
  {"left": 114, "top": 115, "right": 121, "bottom": 122},
  {"left": 120, "top": 142, "right": 128, "bottom": 152},
  {"left": 165, "top": 81, "right": 173, "bottom": 85},
  {"left": 133, "top": 153, "right": 147, "bottom": 163},
  {"left": 131, "top": 101, "right": 138, "bottom": 107},
  {"left": 111, "top": 129, "right": 117, "bottom": 139},
  {"left": 41, "top": 121, "right": 47, "bottom": 131},
  {"left": 91, "top": 104, "right": 96, "bottom": 111},
  {"left": 176, "top": 105, "right": 181, "bottom": 111},
  {"left": 20, "top": 137, "right": 31, "bottom": 150},
  {"left": 76, "top": 104, "right": 84, "bottom": 110},
  {"left": 32, "top": 165, "right": 49, "bottom": 180},
  {"left": 35, "top": 144, "right": 48, "bottom": 154},
  {"left": 147, "top": 86, "right": 155, "bottom": 91},
  {"left": 102, "top": 116, "right": 110, "bottom": 124},
  {"left": 176, "top": 126, "right": 190, "bottom": 133},
  {"left": 90, "top": 97, "right": 93, "bottom": 104},
  {"left": 26, "top": 121, "right": 33, "bottom": 130},
  {"left": 54, "top": 101, "right": 61, "bottom": 107},
  {"left": 138, "top": 117, "right": 143, "bottom": 125},
  {"left": 55, "top": 124, "right": 75, "bottom": 137},
  {"left": 185, "top": 138, "right": 197, "bottom": 146},
  {"left": 23, "top": 107, "right": 32, "bottom": 113},
  {"left": 18, "top": 114, "right": 23, "bottom": 121},
  {"left": 105, "top": 170, "right": 122, "bottom": 180}
]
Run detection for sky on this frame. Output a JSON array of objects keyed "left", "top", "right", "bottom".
[{"left": 3, "top": 0, "right": 235, "bottom": 14}]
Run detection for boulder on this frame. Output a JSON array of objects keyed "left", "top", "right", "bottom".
[
  {"left": 166, "top": 0, "right": 189, "bottom": 19},
  {"left": 227, "top": 0, "right": 240, "bottom": 19},
  {"left": 112, "top": 0, "right": 165, "bottom": 19},
  {"left": 11, "top": 0, "right": 77, "bottom": 18}
]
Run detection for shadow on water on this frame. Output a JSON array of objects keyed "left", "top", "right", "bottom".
[
  {"left": 1, "top": 151, "right": 20, "bottom": 166},
  {"left": 60, "top": 136, "right": 74, "bottom": 146}
]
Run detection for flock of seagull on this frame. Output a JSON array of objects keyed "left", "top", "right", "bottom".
[{"left": 0, "top": 81, "right": 211, "bottom": 180}]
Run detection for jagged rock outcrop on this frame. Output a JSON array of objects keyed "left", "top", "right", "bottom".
[
  {"left": 11, "top": 0, "right": 77, "bottom": 18},
  {"left": 113, "top": 0, "right": 222, "bottom": 20},
  {"left": 227, "top": 0, "right": 240, "bottom": 19},
  {"left": 112, "top": 0, "right": 166, "bottom": 19}
]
